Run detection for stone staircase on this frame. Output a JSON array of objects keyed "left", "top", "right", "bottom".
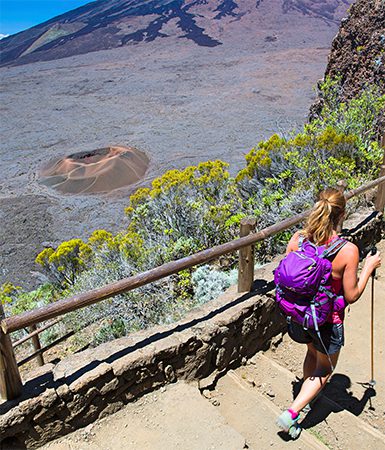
[
  {"left": 6, "top": 229, "right": 385, "bottom": 449},
  {"left": 209, "top": 368, "right": 327, "bottom": 449},
  {"left": 40, "top": 347, "right": 385, "bottom": 450},
  {"left": 211, "top": 355, "right": 385, "bottom": 449}
]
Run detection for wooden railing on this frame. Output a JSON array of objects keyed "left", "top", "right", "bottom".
[
  {"left": 12, "top": 320, "right": 81, "bottom": 368},
  {"left": 12, "top": 320, "right": 60, "bottom": 350},
  {"left": 1, "top": 171, "right": 385, "bottom": 401}
]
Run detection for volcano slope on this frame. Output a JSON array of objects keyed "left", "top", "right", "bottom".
[
  {"left": 0, "top": 0, "right": 352, "bottom": 66},
  {"left": 0, "top": 0, "right": 351, "bottom": 289}
]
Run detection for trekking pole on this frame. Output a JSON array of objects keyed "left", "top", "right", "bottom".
[{"left": 369, "top": 247, "right": 377, "bottom": 388}]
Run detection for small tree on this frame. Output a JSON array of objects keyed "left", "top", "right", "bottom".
[{"left": 35, "top": 239, "right": 92, "bottom": 287}]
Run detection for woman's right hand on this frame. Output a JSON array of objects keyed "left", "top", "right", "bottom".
[
  {"left": 341, "top": 244, "right": 381, "bottom": 304},
  {"left": 364, "top": 251, "right": 381, "bottom": 273}
]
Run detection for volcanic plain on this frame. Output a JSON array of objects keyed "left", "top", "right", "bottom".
[{"left": 0, "top": 0, "right": 350, "bottom": 288}]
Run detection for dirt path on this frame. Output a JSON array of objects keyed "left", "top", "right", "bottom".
[
  {"left": 38, "top": 240, "right": 385, "bottom": 449},
  {"left": 41, "top": 382, "right": 246, "bottom": 450}
]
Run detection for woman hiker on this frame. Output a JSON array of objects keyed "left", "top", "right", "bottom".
[{"left": 275, "top": 188, "right": 381, "bottom": 438}]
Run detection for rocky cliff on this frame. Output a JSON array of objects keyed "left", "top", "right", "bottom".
[{"left": 311, "top": 0, "right": 385, "bottom": 123}]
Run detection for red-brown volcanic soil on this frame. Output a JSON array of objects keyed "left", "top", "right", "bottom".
[{"left": 40, "top": 146, "right": 149, "bottom": 194}]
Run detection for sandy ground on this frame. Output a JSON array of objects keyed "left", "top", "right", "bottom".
[
  {"left": 0, "top": 3, "right": 341, "bottom": 288},
  {"left": 40, "top": 382, "right": 247, "bottom": 450}
]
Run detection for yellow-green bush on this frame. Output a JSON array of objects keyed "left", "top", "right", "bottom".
[
  {"left": 0, "top": 282, "right": 21, "bottom": 306},
  {"left": 124, "top": 159, "right": 240, "bottom": 265},
  {"left": 1, "top": 283, "right": 55, "bottom": 318},
  {"left": 36, "top": 239, "right": 92, "bottom": 286}
]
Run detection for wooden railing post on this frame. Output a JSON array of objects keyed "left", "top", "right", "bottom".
[
  {"left": 29, "top": 324, "right": 44, "bottom": 367},
  {"left": 336, "top": 179, "right": 347, "bottom": 233},
  {"left": 0, "top": 303, "right": 22, "bottom": 400},
  {"left": 238, "top": 218, "right": 257, "bottom": 293},
  {"left": 375, "top": 134, "right": 385, "bottom": 212}
]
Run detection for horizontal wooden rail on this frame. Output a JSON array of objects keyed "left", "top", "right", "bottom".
[
  {"left": 345, "top": 175, "right": 385, "bottom": 201},
  {"left": 17, "top": 328, "right": 76, "bottom": 367},
  {"left": 12, "top": 320, "right": 60, "bottom": 348},
  {"left": 2, "top": 174, "right": 385, "bottom": 335}
]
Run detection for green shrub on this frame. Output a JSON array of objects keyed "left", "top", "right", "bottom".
[
  {"left": 93, "top": 318, "right": 127, "bottom": 346},
  {"left": 20, "top": 76, "right": 384, "bottom": 350},
  {"left": 35, "top": 240, "right": 92, "bottom": 287},
  {"left": 192, "top": 265, "right": 237, "bottom": 304},
  {"left": 0, "top": 282, "right": 21, "bottom": 306},
  {"left": 308, "top": 77, "right": 385, "bottom": 176},
  {"left": 1, "top": 283, "right": 55, "bottom": 316},
  {"left": 124, "top": 160, "right": 242, "bottom": 265}
]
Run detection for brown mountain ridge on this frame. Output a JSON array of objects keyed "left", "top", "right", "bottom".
[{"left": 0, "top": 0, "right": 351, "bottom": 66}]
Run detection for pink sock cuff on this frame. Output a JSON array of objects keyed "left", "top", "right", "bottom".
[{"left": 288, "top": 408, "right": 299, "bottom": 419}]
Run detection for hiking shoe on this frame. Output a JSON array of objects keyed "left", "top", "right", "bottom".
[
  {"left": 288, "top": 423, "right": 302, "bottom": 439},
  {"left": 276, "top": 409, "right": 300, "bottom": 433}
]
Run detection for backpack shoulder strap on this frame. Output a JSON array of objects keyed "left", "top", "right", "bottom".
[
  {"left": 298, "top": 233, "right": 305, "bottom": 250},
  {"left": 321, "top": 237, "right": 347, "bottom": 259}
]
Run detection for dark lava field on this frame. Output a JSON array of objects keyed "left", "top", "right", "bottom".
[{"left": 0, "top": 0, "right": 351, "bottom": 288}]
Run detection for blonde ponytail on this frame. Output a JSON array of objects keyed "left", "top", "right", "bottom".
[{"left": 304, "top": 188, "right": 346, "bottom": 245}]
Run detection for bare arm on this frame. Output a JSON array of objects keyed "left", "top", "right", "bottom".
[
  {"left": 342, "top": 245, "right": 381, "bottom": 304},
  {"left": 285, "top": 233, "right": 381, "bottom": 303},
  {"left": 286, "top": 231, "right": 301, "bottom": 255}
]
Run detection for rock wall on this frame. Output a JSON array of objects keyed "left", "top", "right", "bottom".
[
  {"left": 326, "top": 0, "right": 384, "bottom": 95},
  {"left": 310, "top": 0, "right": 385, "bottom": 131},
  {"left": 1, "top": 210, "right": 383, "bottom": 449},
  {"left": 0, "top": 262, "right": 284, "bottom": 449}
]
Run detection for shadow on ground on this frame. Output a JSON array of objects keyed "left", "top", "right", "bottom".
[{"left": 291, "top": 374, "right": 376, "bottom": 429}]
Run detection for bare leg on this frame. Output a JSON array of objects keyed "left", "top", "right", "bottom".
[
  {"left": 303, "top": 343, "right": 317, "bottom": 379},
  {"left": 290, "top": 350, "right": 340, "bottom": 414}
]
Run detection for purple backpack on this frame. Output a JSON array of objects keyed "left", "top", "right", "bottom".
[{"left": 274, "top": 235, "right": 346, "bottom": 330}]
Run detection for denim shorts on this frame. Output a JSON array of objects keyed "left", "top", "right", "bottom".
[{"left": 287, "top": 318, "right": 344, "bottom": 355}]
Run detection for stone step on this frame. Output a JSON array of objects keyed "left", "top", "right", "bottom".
[
  {"left": 211, "top": 369, "right": 328, "bottom": 449},
  {"left": 40, "top": 381, "right": 247, "bottom": 450},
  {"left": 237, "top": 353, "right": 385, "bottom": 450}
]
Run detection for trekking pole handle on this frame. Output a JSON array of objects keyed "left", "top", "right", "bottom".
[{"left": 371, "top": 247, "right": 377, "bottom": 277}]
